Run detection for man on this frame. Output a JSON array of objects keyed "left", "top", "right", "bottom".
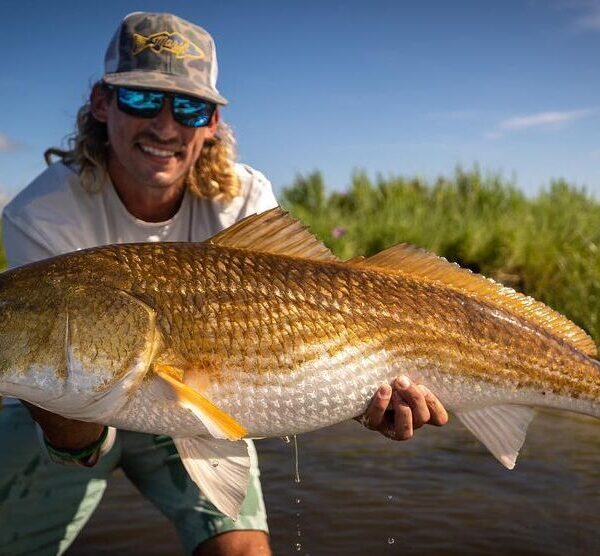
[{"left": 0, "top": 12, "right": 448, "bottom": 556}]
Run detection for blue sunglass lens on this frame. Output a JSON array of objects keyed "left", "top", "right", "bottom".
[
  {"left": 117, "top": 88, "right": 164, "bottom": 117},
  {"left": 113, "top": 87, "right": 215, "bottom": 127},
  {"left": 172, "top": 96, "right": 214, "bottom": 128}
]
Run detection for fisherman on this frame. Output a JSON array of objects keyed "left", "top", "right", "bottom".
[{"left": 0, "top": 12, "right": 448, "bottom": 555}]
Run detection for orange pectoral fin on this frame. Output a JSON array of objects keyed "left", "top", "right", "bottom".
[{"left": 154, "top": 365, "right": 247, "bottom": 441}]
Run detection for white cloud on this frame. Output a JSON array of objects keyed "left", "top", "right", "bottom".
[
  {"left": 554, "top": 0, "right": 600, "bottom": 31},
  {"left": 499, "top": 109, "right": 595, "bottom": 130},
  {"left": 486, "top": 108, "right": 596, "bottom": 139},
  {"left": 0, "top": 133, "right": 18, "bottom": 152},
  {"left": 569, "top": 0, "right": 600, "bottom": 29},
  {"left": 0, "top": 190, "right": 11, "bottom": 211},
  {"left": 484, "top": 130, "right": 503, "bottom": 141},
  {"left": 576, "top": 11, "right": 600, "bottom": 28}
]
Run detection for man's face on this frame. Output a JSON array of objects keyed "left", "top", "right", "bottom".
[{"left": 91, "top": 85, "right": 219, "bottom": 194}]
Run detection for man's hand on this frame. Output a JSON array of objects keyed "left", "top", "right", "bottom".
[
  {"left": 356, "top": 376, "right": 448, "bottom": 440},
  {"left": 22, "top": 401, "right": 105, "bottom": 450}
]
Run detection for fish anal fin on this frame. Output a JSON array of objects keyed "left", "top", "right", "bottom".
[
  {"left": 456, "top": 404, "right": 537, "bottom": 469},
  {"left": 154, "top": 364, "right": 247, "bottom": 440},
  {"left": 350, "top": 243, "right": 597, "bottom": 358},
  {"left": 174, "top": 437, "right": 251, "bottom": 520},
  {"left": 208, "top": 207, "right": 339, "bottom": 262}
]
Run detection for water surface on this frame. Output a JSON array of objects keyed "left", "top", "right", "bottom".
[{"left": 70, "top": 412, "right": 600, "bottom": 555}]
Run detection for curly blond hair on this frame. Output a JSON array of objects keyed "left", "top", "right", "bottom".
[{"left": 45, "top": 83, "right": 241, "bottom": 201}]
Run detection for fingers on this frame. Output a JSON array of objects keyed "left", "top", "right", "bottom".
[
  {"left": 362, "top": 383, "right": 392, "bottom": 430},
  {"left": 393, "top": 376, "right": 430, "bottom": 429},
  {"left": 391, "top": 392, "right": 413, "bottom": 440},
  {"left": 356, "top": 376, "right": 449, "bottom": 441},
  {"left": 417, "top": 384, "right": 449, "bottom": 426}
]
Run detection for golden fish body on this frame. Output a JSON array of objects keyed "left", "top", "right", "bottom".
[{"left": 0, "top": 208, "right": 598, "bottom": 517}]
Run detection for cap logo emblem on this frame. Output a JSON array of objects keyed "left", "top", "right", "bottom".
[{"left": 132, "top": 31, "right": 205, "bottom": 60}]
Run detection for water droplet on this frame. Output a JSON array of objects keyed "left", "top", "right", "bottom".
[
  {"left": 293, "top": 435, "right": 301, "bottom": 483},
  {"left": 296, "top": 512, "right": 300, "bottom": 518},
  {"left": 387, "top": 537, "right": 395, "bottom": 545},
  {"left": 210, "top": 459, "right": 219, "bottom": 468},
  {"left": 297, "top": 529, "right": 302, "bottom": 537},
  {"left": 296, "top": 498, "right": 301, "bottom": 504},
  {"left": 282, "top": 436, "right": 291, "bottom": 443},
  {"left": 295, "top": 543, "right": 302, "bottom": 551},
  {"left": 387, "top": 495, "right": 393, "bottom": 500}
]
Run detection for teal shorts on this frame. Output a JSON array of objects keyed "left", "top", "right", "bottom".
[{"left": 0, "top": 404, "right": 268, "bottom": 555}]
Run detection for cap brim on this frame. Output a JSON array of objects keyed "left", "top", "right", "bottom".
[{"left": 103, "top": 71, "right": 228, "bottom": 105}]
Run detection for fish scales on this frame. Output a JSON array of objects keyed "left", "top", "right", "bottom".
[
  {"left": 1, "top": 207, "right": 600, "bottom": 518},
  {"left": 3, "top": 240, "right": 598, "bottom": 428}
]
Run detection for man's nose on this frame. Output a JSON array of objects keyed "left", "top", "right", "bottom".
[{"left": 149, "top": 99, "right": 179, "bottom": 138}]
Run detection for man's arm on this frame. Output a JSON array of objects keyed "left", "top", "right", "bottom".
[{"left": 23, "top": 402, "right": 106, "bottom": 449}]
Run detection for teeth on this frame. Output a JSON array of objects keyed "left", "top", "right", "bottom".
[{"left": 139, "top": 144, "right": 176, "bottom": 158}]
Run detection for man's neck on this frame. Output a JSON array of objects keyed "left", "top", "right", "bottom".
[
  {"left": 111, "top": 179, "right": 186, "bottom": 222},
  {"left": 107, "top": 156, "right": 186, "bottom": 222}
]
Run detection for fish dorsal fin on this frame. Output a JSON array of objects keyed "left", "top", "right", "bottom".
[
  {"left": 207, "top": 207, "right": 339, "bottom": 261},
  {"left": 350, "top": 243, "right": 597, "bottom": 357}
]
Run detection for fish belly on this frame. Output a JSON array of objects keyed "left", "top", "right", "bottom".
[
  {"left": 109, "top": 346, "right": 395, "bottom": 438},
  {"left": 105, "top": 346, "right": 600, "bottom": 439},
  {"left": 212, "top": 346, "right": 394, "bottom": 437}
]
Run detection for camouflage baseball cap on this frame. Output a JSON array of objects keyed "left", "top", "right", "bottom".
[{"left": 103, "top": 12, "right": 228, "bottom": 105}]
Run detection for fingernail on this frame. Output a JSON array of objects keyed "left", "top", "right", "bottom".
[
  {"left": 378, "top": 384, "right": 392, "bottom": 398},
  {"left": 396, "top": 376, "right": 411, "bottom": 389}
]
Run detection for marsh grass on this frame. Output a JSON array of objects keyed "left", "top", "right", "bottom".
[
  {"left": 0, "top": 168, "right": 597, "bottom": 343},
  {"left": 282, "top": 167, "right": 600, "bottom": 344}
]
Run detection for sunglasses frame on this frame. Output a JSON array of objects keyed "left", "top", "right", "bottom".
[{"left": 104, "top": 84, "right": 217, "bottom": 128}]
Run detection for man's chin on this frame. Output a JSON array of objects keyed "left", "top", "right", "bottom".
[{"left": 142, "top": 172, "right": 187, "bottom": 191}]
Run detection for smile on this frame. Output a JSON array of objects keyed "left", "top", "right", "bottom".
[{"left": 139, "top": 144, "right": 178, "bottom": 158}]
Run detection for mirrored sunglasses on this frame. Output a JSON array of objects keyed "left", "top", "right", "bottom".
[{"left": 106, "top": 85, "right": 217, "bottom": 128}]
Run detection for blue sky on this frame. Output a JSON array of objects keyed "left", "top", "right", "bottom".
[{"left": 2, "top": 0, "right": 600, "bottom": 202}]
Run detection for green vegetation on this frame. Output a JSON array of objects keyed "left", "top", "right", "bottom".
[
  {"left": 282, "top": 167, "right": 600, "bottom": 345},
  {"left": 0, "top": 167, "right": 597, "bottom": 344}
]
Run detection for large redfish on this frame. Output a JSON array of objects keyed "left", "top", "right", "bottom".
[{"left": 0, "top": 208, "right": 598, "bottom": 518}]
